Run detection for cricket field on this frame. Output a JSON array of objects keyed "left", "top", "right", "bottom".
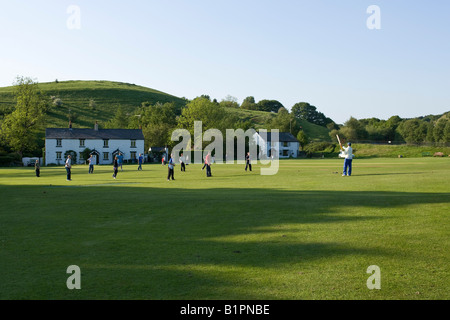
[{"left": 0, "top": 158, "right": 448, "bottom": 300}]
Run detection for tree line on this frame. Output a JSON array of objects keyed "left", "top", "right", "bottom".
[
  {"left": 106, "top": 96, "right": 318, "bottom": 153},
  {"left": 330, "top": 114, "right": 450, "bottom": 145},
  {"left": 0, "top": 77, "right": 448, "bottom": 161}
]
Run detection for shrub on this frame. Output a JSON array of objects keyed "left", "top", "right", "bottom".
[
  {"left": 0, "top": 153, "right": 22, "bottom": 167},
  {"left": 51, "top": 97, "right": 63, "bottom": 107},
  {"left": 64, "top": 150, "right": 77, "bottom": 163},
  {"left": 80, "top": 148, "right": 92, "bottom": 163},
  {"left": 89, "top": 99, "right": 96, "bottom": 110}
]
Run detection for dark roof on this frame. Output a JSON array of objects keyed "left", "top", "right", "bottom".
[
  {"left": 46, "top": 128, "right": 144, "bottom": 140},
  {"left": 259, "top": 132, "right": 299, "bottom": 143}
]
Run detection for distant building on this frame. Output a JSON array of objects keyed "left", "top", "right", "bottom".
[
  {"left": 254, "top": 131, "right": 300, "bottom": 159},
  {"left": 45, "top": 122, "right": 144, "bottom": 166}
]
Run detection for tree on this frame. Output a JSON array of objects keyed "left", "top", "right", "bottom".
[
  {"left": 105, "top": 105, "right": 129, "bottom": 128},
  {"left": 89, "top": 99, "right": 96, "bottom": 110},
  {"left": 444, "top": 120, "right": 450, "bottom": 142},
  {"left": 138, "top": 102, "right": 177, "bottom": 127},
  {"left": 177, "top": 97, "right": 230, "bottom": 134},
  {"left": 142, "top": 123, "right": 173, "bottom": 149},
  {"left": 385, "top": 115, "right": 402, "bottom": 141},
  {"left": 329, "top": 128, "right": 342, "bottom": 141},
  {"left": 326, "top": 122, "right": 339, "bottom": 131},
  {"left": 219, "top": 95, "right": 239, "bottom": 109},
  {"left": 433, "top": 116, "right": 449, "bottom": 143},
  {"left": 291, "top": 102, "right": 333, "bottom": 127},
  {"left": 266, "top": 109, "right": 299, "bottom": 136},
  {"left": 339, "top": 126, "right": 358, "bottom": 142},
  {"left": 134, "top": 102, "right": 178, "bottom": 150},
  {"left": 256, "top": 100, "right": 285, "bottom": 113},
  {"left": 177, "top": 97, "right": 235, "bottom": 151},
  {"left": 80, "top": 148, "right": 92, "bottom": 163},
  {"left": 240, "top": 96, "right": 257, "bottom": 110},
  {"left": 296, "top": 130, "right": 309, "bottom": 150},
  {"left": 425, "top": 122, "right": 435, "bottom": 143},
  {"left": 0, "top": 77, "right": 49, "bottom": 156},
  {"left": 344, "top": 117, "right": 368, "bottom": 141},
  {"left": 397, "top": 119, "right": 428, "bottom": 144}
]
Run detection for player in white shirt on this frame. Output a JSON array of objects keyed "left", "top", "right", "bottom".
[
  {"left": 65, "top": 155, "right": 72, "bottom": 181},
  {"left": 341, "top": 142, "right": 353, "bottom": 176},
  {"left": 179, "top": 153, "right": 186, "bottom": 172}
]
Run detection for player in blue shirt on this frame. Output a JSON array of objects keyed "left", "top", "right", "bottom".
[
  {"left": 117, "top": 153, "right": 124, "bottom": 171},
  {"left": 138, "top": 153, "right": 143, "bottom": 170}
]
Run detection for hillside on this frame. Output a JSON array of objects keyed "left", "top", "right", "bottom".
[
  {"left": 225, "top": 107, "right": 331, "bottom": 142},
  {"left": 0, "top": 80, "right": 331, "bottom": 141},
  {"left": 0, "top": 80, "right": 187, "bottom": 129},
  {"left": 351, "top": 143, "right": 450, "bottom": 158}
]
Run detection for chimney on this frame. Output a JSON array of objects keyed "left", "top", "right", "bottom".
[{"left": 94, "top": 121, "right": 98, "bottom": 131}]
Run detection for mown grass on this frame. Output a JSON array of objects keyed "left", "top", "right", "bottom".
[{"left": 0, "top": 158, "right": 448, "bottom": 300}]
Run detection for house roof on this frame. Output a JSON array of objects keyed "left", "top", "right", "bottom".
[
  {"left": 46, "top": 128, "right": 144, "bottom": 140},
  {"left": 258, "top": 132, "right": 299, "bottom": 143}
]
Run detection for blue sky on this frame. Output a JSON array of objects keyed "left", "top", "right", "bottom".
[{"left": 0, "top": 0, "right": 449, "bottom": 124}]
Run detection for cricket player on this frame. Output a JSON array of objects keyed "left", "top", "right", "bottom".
[
  {"left": 341, "top": 142, "right": 353, "bottom": 176},
  {"left": 65, "top": 155, "right": 72, "bottom": 181},
  {"left": 167, "top": 154, "right": 175, "bottom": 181}
]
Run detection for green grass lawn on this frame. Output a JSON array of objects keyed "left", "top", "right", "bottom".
[{"left": 0, "top": 158, "right": 448, "bottom": 300}]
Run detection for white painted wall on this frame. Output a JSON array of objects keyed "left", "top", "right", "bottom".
[
  {"left": 254, "top": 134, "right": 300, "bottom": 159},
  {"left": 45, "top": 138, "right": 144, "bottom": 165},
  {"left": 277, "top": 141, "right": 300, "bottom": 158},
  {"left": 262, "top": 142, "right": 299, "bottom": 158}
]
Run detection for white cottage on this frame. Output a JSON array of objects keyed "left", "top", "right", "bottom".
[
  {"left": 254, "top": 131, "right": 300, "bottom": 159},
  {"left": 45, "top": 123, "right": 145, "bottom": 166}
]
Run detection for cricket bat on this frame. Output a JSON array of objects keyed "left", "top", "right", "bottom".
[{"left": 336, "top": 134, "right": 343, "bottom": 149}]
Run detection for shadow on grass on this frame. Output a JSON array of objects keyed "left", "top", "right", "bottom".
[{"left": 0, "top": 185, "right": 448, "bottom": 299}]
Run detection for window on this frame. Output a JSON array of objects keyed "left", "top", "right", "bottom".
[
  {"left": 56, "top": 152, "right": 62, "bottom": 160},
  {"left": 283, "top": 142, "right": 289, "bottom": 147},
  {"left": 103, "top": 139, "right": 109, "bottom": 148},
  {"left": 79, "top": 139, "right": 85, "bottom": 147},
  {"left": 282, "top": 150, "right": 289, "bottom": 157},
  {"left": 56, "top": 139, "right": 62, "bottom": 147},
  {"left": 103, "top": 152, "right": 109, "bottom": 160},
  {"left": 130, "top": 151, "right": 137, "bottom": 160},
  {"left": 130, "top": 139, "right": 136, "bottom": 148}
]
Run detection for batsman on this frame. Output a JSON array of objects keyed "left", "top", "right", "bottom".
[{"left": 337, "top": 135, "right": 354, "bottom": 176}]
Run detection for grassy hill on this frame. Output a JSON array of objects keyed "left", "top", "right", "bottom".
[
  {"left": 225, "top": 107, "right": 331, "bottom": 142},
  {"left": 352, "top": 143, "right": 450, "bottom": 158},
  {"left": 297, "top": 119, "right": 331, "bottom": 142},
  {"left": 0, "top": 80, "right": 187, "bottom": 129},
  {"left": 0, "top": 80, "right": 332, "bottom": 141}
]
